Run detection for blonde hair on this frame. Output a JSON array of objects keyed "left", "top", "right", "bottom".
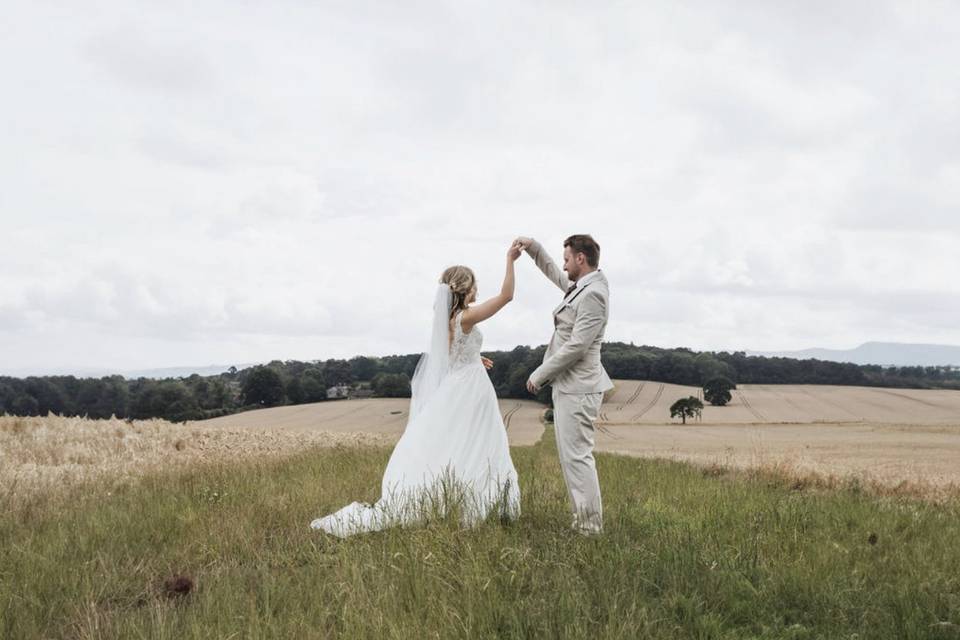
[{"left": 441, "top": 265, "right": 476, "bottom": 318}]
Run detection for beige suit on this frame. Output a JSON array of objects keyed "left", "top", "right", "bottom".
[{"left": 526, "top": 239, "right": 612, "bottom": 534}]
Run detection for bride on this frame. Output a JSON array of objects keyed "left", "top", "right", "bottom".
[{"left": 310, "top": 242, "right": 524, "bottom": 537}]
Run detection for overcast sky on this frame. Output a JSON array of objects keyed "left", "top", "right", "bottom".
[{"left": 2, "top": 1, "right": 959, "bottom": 375}]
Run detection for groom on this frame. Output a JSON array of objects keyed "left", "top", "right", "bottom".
[{"left": 514, "top": 234, "right": 613, "bottom": 535}]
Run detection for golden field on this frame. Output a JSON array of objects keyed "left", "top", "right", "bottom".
[{"left": 4, "top": 381, "right": 959, "bottom": 498}]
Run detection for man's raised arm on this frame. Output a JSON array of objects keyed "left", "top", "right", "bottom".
[{"left": 514, "top": 236, "right": 571, "bottom": 292}]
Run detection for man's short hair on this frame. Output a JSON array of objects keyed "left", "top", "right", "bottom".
[{"left": 563, "top": 234, "right": 600, "bottom": 268}]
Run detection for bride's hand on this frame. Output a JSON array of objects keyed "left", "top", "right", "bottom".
[
  {"left": 508, "top": 242, "right": 522, "bottom": 261},
  {"left": 481, "top": 356, "right": 494, "bottom": 370}
]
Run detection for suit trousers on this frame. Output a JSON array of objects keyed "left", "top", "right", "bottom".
[{"left": 552, "top": 388, "right": 604, "bottom": 533}]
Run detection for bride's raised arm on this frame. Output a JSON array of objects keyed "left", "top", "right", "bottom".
[{"left": 460, "top": 242, "right": 521, "bottom": 332}]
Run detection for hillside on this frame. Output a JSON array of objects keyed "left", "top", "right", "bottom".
[{"left": 750, "top": 341, "right": 960, "bottom": 367}]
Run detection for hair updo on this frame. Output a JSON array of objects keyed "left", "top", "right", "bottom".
[{"left": 440, "top": 265, "right": 476, "bottom": 318}]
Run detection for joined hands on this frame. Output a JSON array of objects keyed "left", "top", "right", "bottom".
[
  {"left": 513, "top": 236, "right": 533, "bottom": 251},
  {"left": 509, "top": 237, "right": 533, "bottom": 261}
]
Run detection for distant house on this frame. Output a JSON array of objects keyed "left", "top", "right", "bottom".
[
  {"left": 326, "top": 385, "right": 350, "bottom": 400},
  {"left": 326, "top": 385, "right": 375, "bottom": 400}
]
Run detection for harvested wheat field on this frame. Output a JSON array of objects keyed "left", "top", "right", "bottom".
[
  {"left": 194, "top": 398, "right": 547, "bottom": 446},
  {"left": 599, "top": 379, "right": 960, "bottom": 424},
  {"left": 596, "top": 380, "right": 960, "bottom": 495}
]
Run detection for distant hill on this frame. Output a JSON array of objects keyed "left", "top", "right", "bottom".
[
  {"left": 0, "top": 363, "right": 258, "bottom": 379},
  {"left": 748, "top": 342, "right": 960, "bottom": 367}
]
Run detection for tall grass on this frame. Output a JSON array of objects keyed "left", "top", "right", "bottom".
[{"left": 2, "top": 428, "right": 959, "bottom": 639}]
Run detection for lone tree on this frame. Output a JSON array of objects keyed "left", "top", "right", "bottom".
[
  {"left": 703, "top": 376, "right": 736, "bottom": 406},
  {"left": 670, "top": 396, "right": 703, "bottom": 424}
]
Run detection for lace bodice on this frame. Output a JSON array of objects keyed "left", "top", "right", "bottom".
[{"left": 450, "top": 311, "right": 483, "bottom": 371}]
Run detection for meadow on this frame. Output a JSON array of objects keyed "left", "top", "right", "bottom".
[{"left": 2, "top": 418, "right": 959, "bottom": 639}]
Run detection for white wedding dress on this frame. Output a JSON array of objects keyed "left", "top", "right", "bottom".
[{"left": 310, "top": 307, "right": 521, "bottom": 537}]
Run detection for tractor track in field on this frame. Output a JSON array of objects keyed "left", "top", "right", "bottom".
[
  {"left": 755, "top": 384, "right": 810, "bottom": 419},
  {"left": 736, "top": 389, "right": 767, "bottom": 422},
  {"left": 798, "top": 388, "right": 862, "bottom": 421},
  {"left": 596, "top": 412, "right": 619, "bottom": 438},
  {"left": 618, "top": 382, "right": 645, "bottom": 410},
  {"left": 871, "top": 388, "right": 954, "bottom": 410},
  {"left": 597, "top": 424, "right": 620, "bottom": 438},
  {"left": 502, "top": 403, "right": 521, "bottom": 430},
  {"left": 599, "top": 381, "right": 644, "bottom": 427},
  {"left": 630, "top": 383, "right": 664, "bottom": 422}
]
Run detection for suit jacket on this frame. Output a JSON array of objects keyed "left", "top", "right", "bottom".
[{"left": 527, "top": 239, "right": 614, "bottom": 394}]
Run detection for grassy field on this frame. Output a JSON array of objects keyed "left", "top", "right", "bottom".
[{"left": 2, "top": 428, "right": 960, "bottom": 639}]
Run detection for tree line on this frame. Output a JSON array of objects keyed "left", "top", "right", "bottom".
[{"left": 2, "top": 343, "right": 958, "bottom": 422}]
